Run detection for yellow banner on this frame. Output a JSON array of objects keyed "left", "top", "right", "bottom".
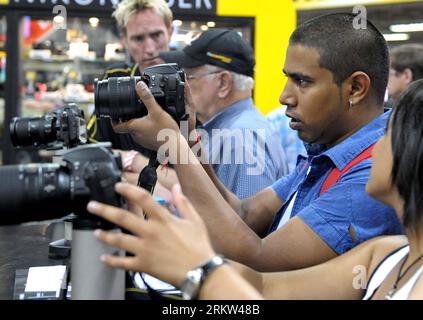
[
  {"left": 0, "top": 0, "right": 9, "bottom": 4},
  {"left": 218, "top": 0, "right": 296, "bottom": 115},
  {"left": 294, "top": 0, "right": 422, "bottom": 10}
]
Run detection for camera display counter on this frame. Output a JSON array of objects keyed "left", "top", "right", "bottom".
[{"left": 0, "top": 221, "right": 68, "bottom": 299}]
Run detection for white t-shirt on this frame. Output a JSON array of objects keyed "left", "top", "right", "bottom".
[
  {"left": 277, "top": 167, "right": 311, "bottom": 229},
  {"left": 363, "top": 245, "right": 423, "bottom": 300}
]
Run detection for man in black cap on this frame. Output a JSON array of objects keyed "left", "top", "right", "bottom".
[
  {"left": 160, "top": 28, "right": 256, "bottom": 77},
  {"left": 157, "top": 29, "right": 287, "bottom": 198}
]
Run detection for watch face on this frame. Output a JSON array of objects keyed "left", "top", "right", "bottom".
[
  {"left": 181, "top": 269, "right": 203, "bottom": 300},
  {"left": 188, "top": 269, "right": 204, "bottom": 282}
]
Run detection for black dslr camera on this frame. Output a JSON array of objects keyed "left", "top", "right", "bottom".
[
  {"left": 94, "top": 63, "right": 186, "bottom": 122},
  {"left": 10, "top": 103, "right": 87, "bottom": 149},
  {"left": 0, "top": 144, "right": 124, "bottom": 225}
]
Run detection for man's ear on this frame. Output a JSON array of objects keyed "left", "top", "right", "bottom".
[
  {"left": 217, "top": 71, "right": 232, "bottom": 99},
  {"left": 402, "top": 68, "right": 414, "bottom": 84},
  {"left": 347, "top": 71, "right": 371, "bottom": 106}
]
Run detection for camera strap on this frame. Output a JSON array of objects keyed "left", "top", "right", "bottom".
[
  {"left": 137, "top": 151, "right": 160, "bottom": 194},
  {"left": 136, "top": 113, "right": 189, "bottom": 193}
]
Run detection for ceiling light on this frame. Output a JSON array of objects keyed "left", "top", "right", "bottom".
[
  {"left": 173, "top": 20, "right": 183, "bottom": 27},
  {"left": 389, "top": 23, "right": 423, "bottom": 33},
  {"left": 53, "top": 16, "right": 65, "bottom": 24},
  {"left": 89, "top": 17, "right": 99, "bottom": 28},
  {"left": 383, "top": 33, "right": 410, "bottom": 41}
]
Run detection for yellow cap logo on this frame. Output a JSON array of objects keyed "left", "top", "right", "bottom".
[{"left": 206, "top": 52, "right": 232, "bottom": 64}]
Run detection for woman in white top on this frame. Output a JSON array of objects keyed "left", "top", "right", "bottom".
[{"left": 87, "top": 79, "right": 423, "bottom": 300}]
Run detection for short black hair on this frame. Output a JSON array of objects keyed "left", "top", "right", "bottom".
[
  {"left": 390, "top": 44, "right": 423, "bottom": 81},
  {"left": 290, "top": 13, "right": 389, "bottom": 105},
  {"left": 391, "top": 79, "right": 423, "bottom": 231}
]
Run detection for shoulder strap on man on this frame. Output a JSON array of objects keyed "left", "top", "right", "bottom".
[
  {"left": 319, "top": 144, "right": 375, "bottom": 196},
  {"left": 102, "top": 62, "right": 140, "bottom": 79}
]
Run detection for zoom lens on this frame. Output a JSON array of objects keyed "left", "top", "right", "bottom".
[
  {"left": 0, "top": 164, "right": 74, "bottom": 225},
  {"left": 10, "top": 116, "right": 57, "bottom": 147},
  {"left": 95, "top": 76, "right": 147, "bottom": 122}
]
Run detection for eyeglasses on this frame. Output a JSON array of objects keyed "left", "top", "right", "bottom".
[{"left": 185, "top": 70, "right": 222, "bottom": 81}]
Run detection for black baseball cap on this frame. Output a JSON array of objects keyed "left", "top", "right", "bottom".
[{"left": 159, "top": 28, "right": 255, "bottom": 77}]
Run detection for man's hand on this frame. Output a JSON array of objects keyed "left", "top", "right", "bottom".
[
  {"left": 86, "top": 183, "right": 216, "bottom": 288},
  {"left": 113, "top": 81, "right": 180, "bottom": 151}
]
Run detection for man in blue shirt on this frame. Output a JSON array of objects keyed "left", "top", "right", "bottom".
[
  {"left": 111, "top": 13, "right": 402, "bottom": 271},
  {"left": 159, "top": 29, "right": 288, "bottom": 198}
]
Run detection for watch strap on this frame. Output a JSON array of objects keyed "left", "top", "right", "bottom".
[
  {"left": 201, "top": 255, "right": 226, "bottom": 280},
  {"left": 181, "top": 254, "right": 226, "bottom": 300}
]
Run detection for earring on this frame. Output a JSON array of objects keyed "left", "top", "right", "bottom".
[{"left": 349, "top": 99, "right": 353, "bottom": 108}]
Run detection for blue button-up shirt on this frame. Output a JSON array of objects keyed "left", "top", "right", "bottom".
[
  {"left": 270, "top": 110, "right": 402, "bottom": 254},
  {"left": 200, "top": 98, "right": 288, "bottom": 199}
]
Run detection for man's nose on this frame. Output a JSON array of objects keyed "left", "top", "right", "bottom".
[
  {"left": 279, "top": 82, "right": 297, "bottom": 107},
  {"left": 143, "top": 36, "right": 157, "bottom": 55}
]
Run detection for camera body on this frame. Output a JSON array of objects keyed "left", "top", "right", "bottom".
[
  {"left": 0, "top": 143, "right": 124, "bottom": 225},
  {"left": 95, "top": 63, "right": 186, "bottom": 122},
  {"left": 10, "top": 103, "right": 87, "bottom": 149}
]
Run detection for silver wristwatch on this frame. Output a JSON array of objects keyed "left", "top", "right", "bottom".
[{"left": 180, "top": 255, "right": 226, "bottom": 300}]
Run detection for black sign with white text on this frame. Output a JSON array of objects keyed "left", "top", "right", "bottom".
[
  {"left": 0, "top": 0, "right": 217, "bottom": 15},
  {"left": 168, "top": 0, "right": 216, "bottom": 15}
]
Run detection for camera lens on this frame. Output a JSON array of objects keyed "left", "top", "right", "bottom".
[
  {"left": 10, "top": 116, "right": 57, "bottom": 147},
  {"left": 94, "top": 64, "right": 186, "bottom": 123},
  {"left": 0, "top": 164, "right": 74, "bottom": 225},
  {"left": 95, "top": 76, "right": 147, "bottom": 122}
]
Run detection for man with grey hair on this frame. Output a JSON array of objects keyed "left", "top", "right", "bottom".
[
  {"left": 87, "top": 0, "right": 173, "bottom": 154},
  {"left": 158, "top": 28, "right": 288, "bottom": 198}
]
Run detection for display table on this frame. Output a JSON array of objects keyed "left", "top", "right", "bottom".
[{"left": 0, "top": 221, "right": 67, "bottom": 300}]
